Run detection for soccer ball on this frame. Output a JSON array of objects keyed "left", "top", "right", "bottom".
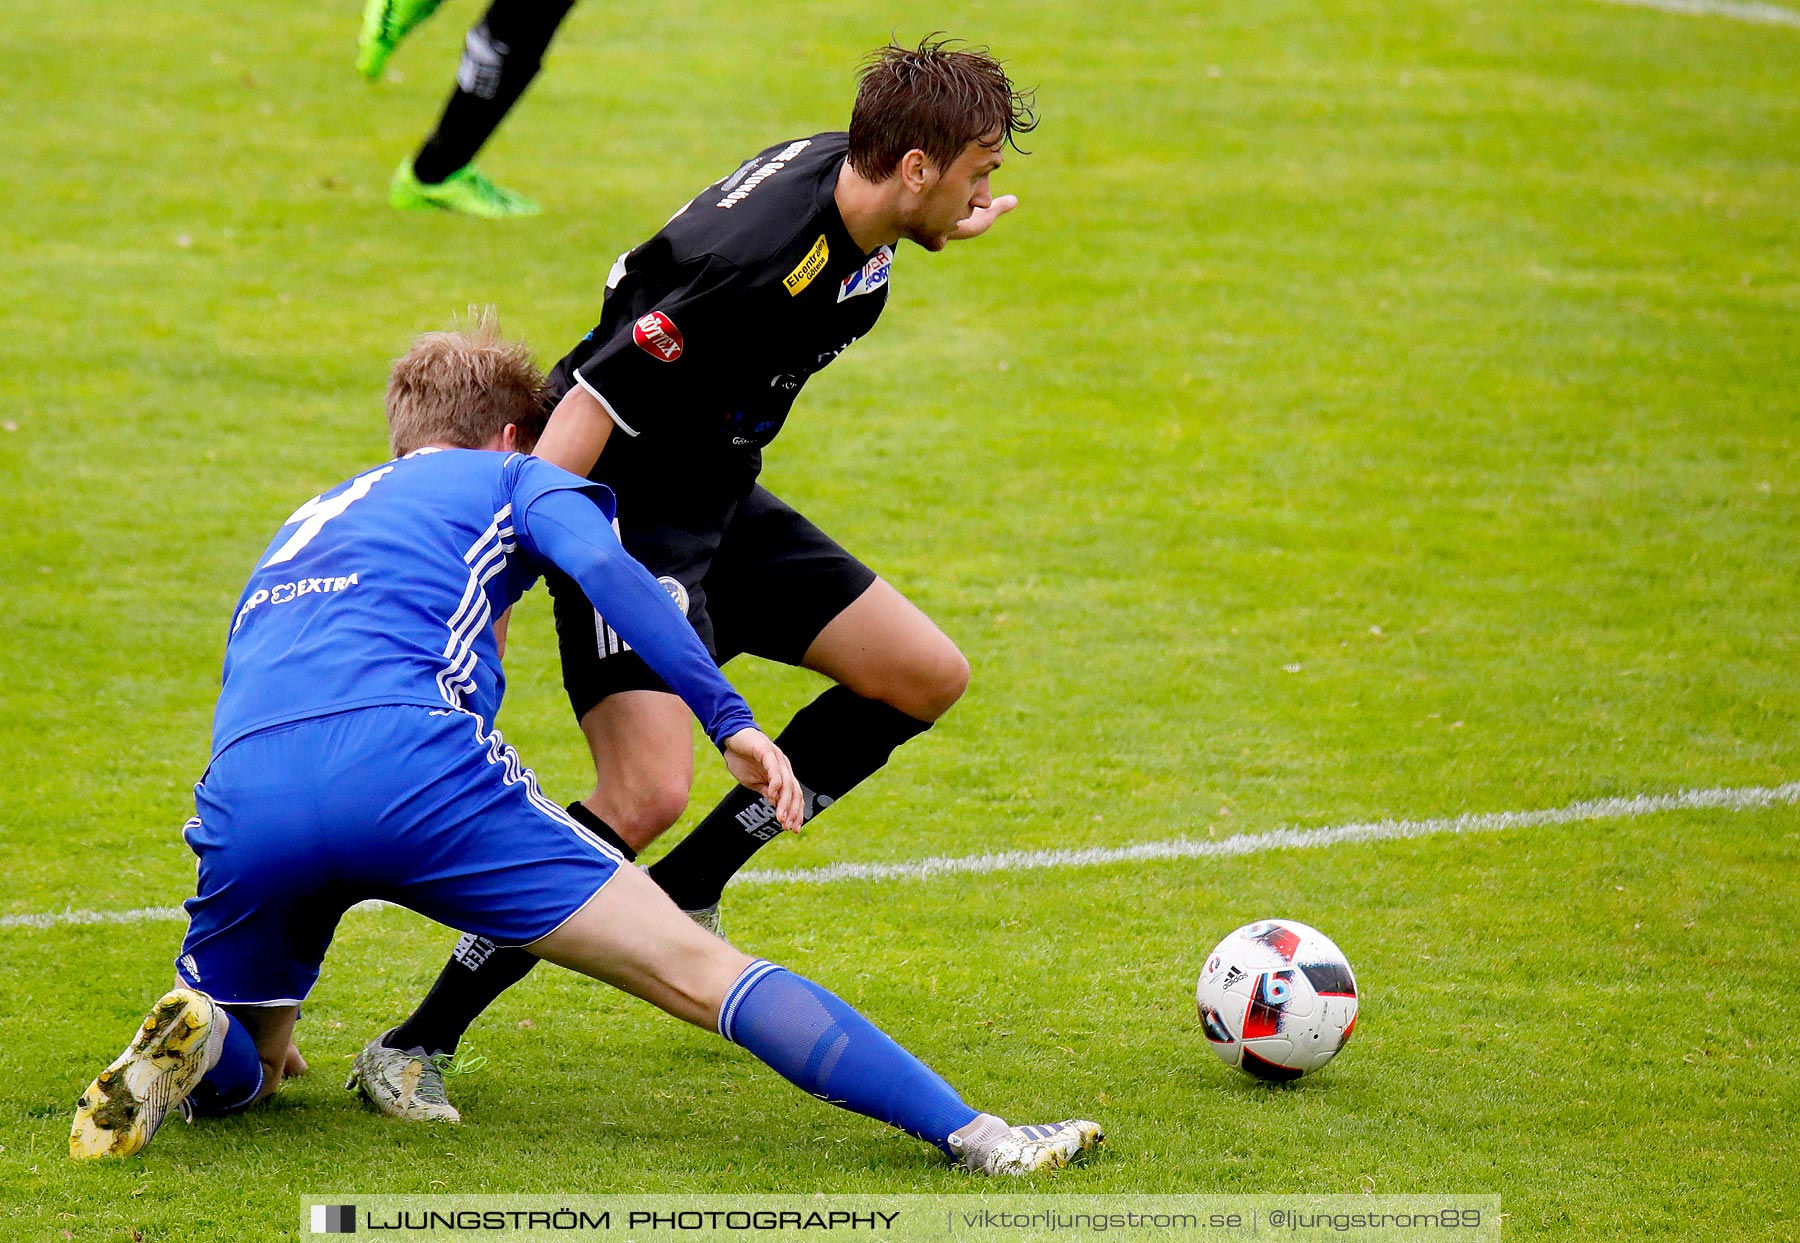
[{"left": 1196, "top": 919, "right": 1359, "bottom": 1081}]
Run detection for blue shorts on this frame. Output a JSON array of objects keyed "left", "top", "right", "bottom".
[{"left": 176, "top": 705, "right": 622, "bottom": 1005}]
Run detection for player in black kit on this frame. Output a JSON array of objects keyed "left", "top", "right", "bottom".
[{"left": 349, "top": 37, "right": 1037, "bottom": 1118}]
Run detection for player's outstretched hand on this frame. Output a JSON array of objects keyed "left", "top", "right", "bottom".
[
  {"left": 722, "top": 728, "right": 805, "bottom": 832},
  {"left": 950, "top": 194, "right": 1018, "bottom": 242}
]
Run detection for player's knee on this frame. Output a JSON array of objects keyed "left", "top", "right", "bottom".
[
  {"left": 932, "top": 645, "right": 972, "bottom": 714},
  {"left": 894, "top": 642, "right": 970, "bottom": 722},
  {"left": 606, "top": 778, "right": 691, "bottom": 844}
]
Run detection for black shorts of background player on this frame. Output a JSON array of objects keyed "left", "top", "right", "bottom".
[{"left": 361, "top": 36, "right": 1037, "bottom": 1081}]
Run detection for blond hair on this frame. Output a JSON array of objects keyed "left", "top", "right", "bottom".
[{"left": 385, "top": 308, "right": 550, "bottom": 456}]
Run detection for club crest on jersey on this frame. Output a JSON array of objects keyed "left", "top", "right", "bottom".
[
  {"left": 838, "top": 245, "right": 893, "bottom": 302},
  {"left": 656, "top": 576, "right": 690, "bottom": 615},
  {"left": 783, "top": 235, "right": 830, "bottom": 296},
  {"left": 632, "top": 311, "right": 684, "bottom": 362}
]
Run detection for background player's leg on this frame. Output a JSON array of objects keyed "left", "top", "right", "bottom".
[
  {"left": 650, "top": 579, "right": 967, "bottom": 912},
  {"left": 383, "top": 690, "right": 693, "bottom": 1056},
  {"left": 525, "top": 865, "right": 982, "bottom": 1152},
  {"left": 411, "top": 0, "right": 574, "bottom": 182},
  {"left": 393, "top": 0, "right": 576, "bottom": 215}
]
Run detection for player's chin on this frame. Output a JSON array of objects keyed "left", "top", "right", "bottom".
[{"left": 904, "top": 222, "right": 953, "bottom": 252}]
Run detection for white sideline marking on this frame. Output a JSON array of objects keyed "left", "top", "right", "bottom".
[
  {"left": 2, "top": 782, "right": 1794, "bottom": 931},
  {"left": 0, "top": 905, "right": 189, "bottom": 930},
  {"left": 0, "top": 899, "right": 394, "bottom": 931},
  {"left": 734, "top": 780, "right": 1800, "bottom": 887},
  {"left": 1588, "top": 0, "right": 1800, "bottom": 27}
]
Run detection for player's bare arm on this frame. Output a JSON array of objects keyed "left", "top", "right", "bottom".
[{"left": 533, "top": 385, "right": 616, "bottom": 477}]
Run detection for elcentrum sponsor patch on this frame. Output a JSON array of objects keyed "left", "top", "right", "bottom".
[{"left": 784, "top": 235, "right": 831, "bottom": 296}]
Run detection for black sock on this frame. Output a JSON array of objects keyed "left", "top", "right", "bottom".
[
  {"left": 385, "top": 801, "right": 632, "bottom": 1055},
  {"left": 648, "top": 686, "right": 932, "bottom": 911},
  {"left": 411, "top": 0, "right": 576, "bottom": 184},
  {"left": 563, "top": 799, "right": 640, "bottom": 863},
  {"left": 385, "top": 934, "right": 538, "bottom": 1056}
]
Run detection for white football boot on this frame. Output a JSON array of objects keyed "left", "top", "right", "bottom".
[
  {"left": 947, "top": 1113, "right": 1106, "bottom": 1175},
  {"left": 71, "top": 988, "right": 228, "bottom": 1159},
  {"left": 345, "top": 1030, "right": 462, "bottom": 1122}
]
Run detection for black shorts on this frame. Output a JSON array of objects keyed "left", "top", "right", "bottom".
[{"left": 549, "top": 484, "right": 877, "bottom": 720}]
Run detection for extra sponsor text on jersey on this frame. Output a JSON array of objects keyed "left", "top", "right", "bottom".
[{"left": 232, "top": 574, "right": 361, "bottom": 633}]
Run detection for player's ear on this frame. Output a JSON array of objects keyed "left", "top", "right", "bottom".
[
  {"left": 500, "top": 423, "right": 522, "bottom": 453},
  {"left": 900, "top": 149, "right": 933, "bottom": 194}
]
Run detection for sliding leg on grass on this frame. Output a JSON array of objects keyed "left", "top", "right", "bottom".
[{"left": 525, "top": 864, "right": 1102, "bottom": 1175}]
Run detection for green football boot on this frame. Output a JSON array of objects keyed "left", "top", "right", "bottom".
[
  {"left": 357, "top": 0, "right": 447, "bottom": 79},
  {"left": 389, "top": 160, "right": 542, "bottom": 218}
]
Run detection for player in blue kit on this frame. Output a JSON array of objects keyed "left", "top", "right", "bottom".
[{"left": 68, "top": 316, "right": 1103, "bottom": 1176}]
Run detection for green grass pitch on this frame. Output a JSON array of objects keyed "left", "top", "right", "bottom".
[{"left": 2, "top": 0, "right": 1797, "bottom": 1238}]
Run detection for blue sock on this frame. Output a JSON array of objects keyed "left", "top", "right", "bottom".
[
  {"left": 185, "top": 1010, "right": 265, "bottom": 1117},
  {"left": 718, "top": 960, "right": 980, "bottom": 1154}
]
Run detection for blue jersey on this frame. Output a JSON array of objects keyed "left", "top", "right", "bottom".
[{"left": 213, "top": 449, "right": 754, "bottom": 757}]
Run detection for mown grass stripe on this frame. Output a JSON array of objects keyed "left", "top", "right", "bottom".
[
  {"left": 1589, "top": 0, "right": 1800, "bottom": 28},
  {"left": 4, "top": 782, "right": 1793, "bottom": 930}
]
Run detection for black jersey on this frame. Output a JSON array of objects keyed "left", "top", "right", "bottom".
[{"left": 547, "top": 132, "right": 894, "bottom": 527}]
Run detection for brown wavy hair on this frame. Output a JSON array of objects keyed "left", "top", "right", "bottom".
[{"left": 848, "top": 35, "right": 1037, "bottom": 181}]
